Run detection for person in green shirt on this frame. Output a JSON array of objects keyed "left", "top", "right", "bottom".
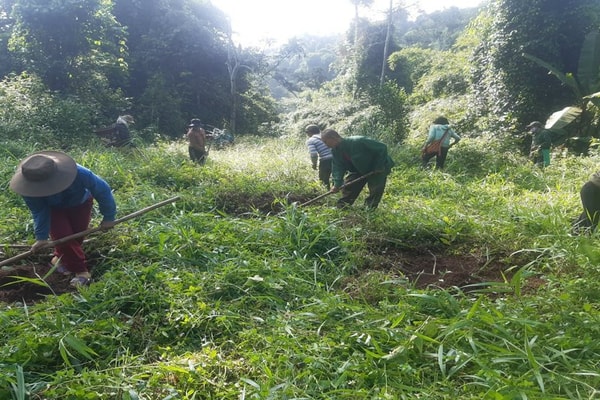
[
  {"left": 526, "top": 121, "right": 552, "bottom": 167},
  {"left": 572, "top": 171, "right": 600, "bottom": 235},
  {"left": 321, "top": 129, "right": 395, "bottom": 209}
]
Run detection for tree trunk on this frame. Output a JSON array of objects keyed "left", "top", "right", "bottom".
[
  {"left": 380, "top": 0, "right": 393, "bottom": 87},
  {"left": 229, "top": 63, "right": 239, "bottom": 134}
]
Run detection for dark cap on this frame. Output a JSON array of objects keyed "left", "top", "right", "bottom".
[
  {"left": 526, "top": 121, "right": 542, "bottom": 130},
  {"left": 188, "top": 118, "right": 203, "bottom": 128},
  {"left": 305, "top": 124, "right": 320, "bottom": 134}
]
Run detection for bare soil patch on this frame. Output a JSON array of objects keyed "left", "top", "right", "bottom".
[
  {"left": 1, "top": 205, "right": 544, "bottom": 305},
  {"left": 373, "top": 247, "right": 509, "bottom": 289},
  {"left": 215, "top": 192, "right": 315, "bottom": 215},
  {"left": 0, "top": 249, "right": 103, "bottom": 304},
  {"left": 1, "top": 246, "right": 545, "bottom": 305},
  {"left": 0, "top": 262, "right": 76, "bottom": 304},
  {"left": 344, "top": 244, "right": 545, "bottom": 297}
]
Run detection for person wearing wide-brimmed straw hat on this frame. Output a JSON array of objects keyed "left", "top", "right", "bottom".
[{"left": 9, "top": 151, "right": 117, "bottom": 286}]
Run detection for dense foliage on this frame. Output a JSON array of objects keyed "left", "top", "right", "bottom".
[
  {"left": 3, "top": 0, "right": 600, "bottom": 397},
  {"left": 0, "top": 0, "right": 280, "bottom": 137},
  {"left": 471, "top": 0, "right": 600, "bottom": 129}
]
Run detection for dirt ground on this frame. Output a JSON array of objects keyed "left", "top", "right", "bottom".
[
  {"left": 0, "top": 262, "right": 76, "bottom": 304},
  {"left": 0, "top": 246, "right": 544, "bottom": 305},
  {"left": 0, "top": 194, "right": 544, "bottom": 305},
  {"left": 341, "top": 243, "right": 546, "bottom": 302}
]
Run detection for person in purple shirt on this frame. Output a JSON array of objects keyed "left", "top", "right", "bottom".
[{"left": 10, "top": 151, "right": 117, "bottom": 286}]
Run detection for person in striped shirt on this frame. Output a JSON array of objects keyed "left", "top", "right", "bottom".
[{"left": 305, "top": 124, "right": 333, "bottom": 189}]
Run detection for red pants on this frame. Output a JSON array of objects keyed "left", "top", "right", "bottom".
[{"left": 50, "top": 196, "right": 93, "bottom": 273}]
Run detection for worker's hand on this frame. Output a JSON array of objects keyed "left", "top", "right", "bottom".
[
  {"left": 330, "top": 186, "right": 340, "bottom": 193},
  {"left": 31, "top": 240, "right": 49, "bottom": 252},
  {"left": 100, "top": 220, "right": 116, "bottom": 230}
]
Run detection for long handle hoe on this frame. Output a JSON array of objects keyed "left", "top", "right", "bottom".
[
  {"left": 299, "top": 171, "right": 378, "bottom": 207},
  {"left": 0, "top": 196, "right": 180, "bottom": 267}
]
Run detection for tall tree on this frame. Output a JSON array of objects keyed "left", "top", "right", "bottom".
[
  {"left": 7, "top": 0, "right": 126, "bottom": 93},
  {"left": 350, "top": 0, "right": 374, "bottom": 44},
  {"left": 349, "top": 0, "right": 374, "bottom": 97},
  {"left": 380, "top": 0, "right": 393, "bottom": 87},
  {"left": 0, "top": 1, "right": 17, "bottom": 78},
  {"left": 112, "top": 0, "right": 234, "bottom": 135},
  {"left": 226, "top": 42, "right": 252, "bottom": 134},
  {"left": 354, "top": 21, "right": 401, "bottom": 95}
]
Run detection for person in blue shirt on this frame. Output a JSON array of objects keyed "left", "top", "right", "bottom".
[
  {"left": 10, "top": 151, "right": 117, "bottom": 286},
  {"left": 421, "top": 116, "right": 461, "bottom": 170},
  {"left": 305, "top": 124, "right": 333, "bottom": 189}
]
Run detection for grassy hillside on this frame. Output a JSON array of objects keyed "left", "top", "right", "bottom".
[{"left": 1, "top": 135, "right": 599, "bottom": 399}]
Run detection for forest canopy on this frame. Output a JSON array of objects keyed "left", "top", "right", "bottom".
[{"left": 0, "top": 0, "right": 599, "bottom": 149}]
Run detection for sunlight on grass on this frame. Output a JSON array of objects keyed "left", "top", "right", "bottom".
[{"left": 1, "top": 138, "right": 600, "bottom": 398}]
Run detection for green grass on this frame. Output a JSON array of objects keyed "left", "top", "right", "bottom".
[{"left": 1, "top": 136, "right": 600, "bottom": 399}]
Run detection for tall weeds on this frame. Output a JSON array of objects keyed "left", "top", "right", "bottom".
[{"left": 1, "top": 137, "right": 599, "bottom": 399}]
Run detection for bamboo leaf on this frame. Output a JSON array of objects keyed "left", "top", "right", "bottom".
[
  {"left": 62, "top": 335, "right": 98, "bottom": 362},
  {"left": 58, "top": 340, "right": 72, "bottom": 367},
  {"left": 2, "top": 275, "right": 50, "bottom": 289},
  {"left": 524, "top": 334, "right": 545, "bottom": 393},
  {"left": 437, "top": 344, "right": 446, "bottom": 377},
  {"left": 523, "top": 53, "right": 583, "bottom": 98},
  {"left": 240, "top": 378, "right": 261, "bottom": 389},
  {"left": 545, "top": 106, "right": 582, "bottom": 130},
  {"left": 583, "top": 91, "right": 600, "bottom": 108},
  {"left": 10, "top": 364, "right": 26, "bottom": 400},
  {"left": 465, "top": 295, "right": 483, "bottom": 319}
]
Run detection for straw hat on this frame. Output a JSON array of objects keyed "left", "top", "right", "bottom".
[{"left": 10, "top": 151, "right": 77, "bottom": 197}]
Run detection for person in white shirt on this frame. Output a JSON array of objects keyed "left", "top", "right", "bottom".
[{"left": 305, "top": 124, "right": 333, "bottom": 189}]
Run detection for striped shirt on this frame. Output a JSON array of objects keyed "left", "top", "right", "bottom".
[{"left": 306, "top": 134, "right": 333, "bottom": 160}]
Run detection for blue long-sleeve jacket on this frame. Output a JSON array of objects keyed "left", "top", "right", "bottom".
[{"left": 22, "top": 165, "right": 116, "bottom": 240}]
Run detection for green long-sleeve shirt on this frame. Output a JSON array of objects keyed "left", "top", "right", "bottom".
[
  {"left": 330, "top": 136, "right": 395, "bottom": 187},
  {"left": 532, "top": 129, "right": 552, "bottom": 150}
]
